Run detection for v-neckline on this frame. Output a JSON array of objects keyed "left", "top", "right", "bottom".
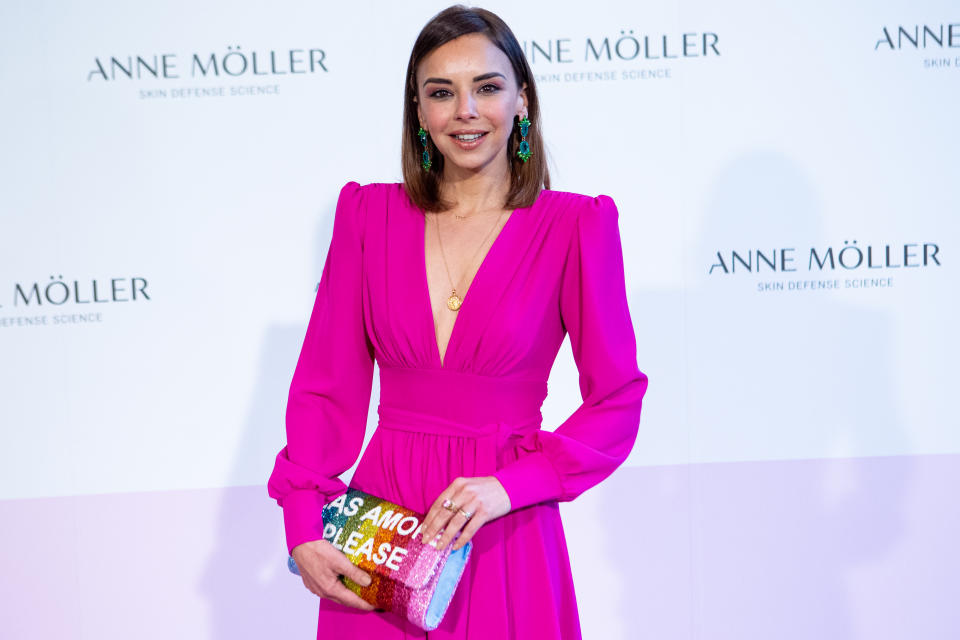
[{"left": 421, "top": 207, "right": 520, "bottom": 370}]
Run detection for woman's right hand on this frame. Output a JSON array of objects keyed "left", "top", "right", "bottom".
[{"left": 290, "top": 539, "right": 375, "bottom": 610}]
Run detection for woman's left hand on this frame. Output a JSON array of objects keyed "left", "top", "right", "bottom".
[{"left": 421, "top": 476, "right": 512, "bottom": 551}]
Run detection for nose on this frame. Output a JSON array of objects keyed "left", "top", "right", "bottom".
[{"left": 455, "top": 92, "right": 478, "bottom": 120}]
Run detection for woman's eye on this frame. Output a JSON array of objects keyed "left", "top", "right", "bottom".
[{"left": 428, "top": 84, "right": 500, "bottom": 98}]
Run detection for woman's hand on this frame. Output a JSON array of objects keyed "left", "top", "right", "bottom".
[
  {"left": 421, "top": 476, "right": 512, "bottom": 552},
  {"left": 290, "top": 539, "right": 375, "bottom": 611}
]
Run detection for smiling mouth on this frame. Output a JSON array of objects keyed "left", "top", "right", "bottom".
[{"left": 451, "top": 132, "right": 487, "bottom": 141}]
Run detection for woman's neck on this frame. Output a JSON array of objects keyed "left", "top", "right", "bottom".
[{"left": 439, "top": 159, "right": 511, "bottom": 214}]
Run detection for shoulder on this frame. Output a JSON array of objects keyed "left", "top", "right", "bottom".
[
  {"left": 330, "top": 181, "right": 399, "bottom": 245},
  {"left": 332, "top": 181, "right": 411, "bottom": 231},
  {"left": 535, "top": 188, "right": 620, "bottom": 234},
  {"left": 335, "top": 181, "right": 414, "bottom": 217},
  {"left": 333, "top": 180, "right": 400, "bottom": 205},
  {"left": 337, "top": 181, "right": 408, "bottom": 203},
  {"left": 535, "top": 190, "right": 624, "bottom": 267}
]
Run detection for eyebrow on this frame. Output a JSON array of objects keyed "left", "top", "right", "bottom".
[{"left": 422, "top": 71, "right": 506, "bottom": 87}]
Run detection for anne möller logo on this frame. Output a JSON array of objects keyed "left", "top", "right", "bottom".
[
  {"left": 87, "top": 45, "right": 328, "bottom": 82},
  {"left": 522, "top": 30, "right": 720, "bottom": 64},
  {"left": 0, "top": 275, "right": 151, "bottom": 327},
  {"left": 708, "top": 240, "right": 942, "bottom": 292},
  {"left": 874, "top": 22, "right": 960, "bottom": 69},
  {"left": 523, "top": 28, "right": 720, "bottom": 84}
]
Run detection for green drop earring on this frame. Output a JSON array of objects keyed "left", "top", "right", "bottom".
[
  {"left": 418, "top": 126, "right": 432, "bottom": 171},
  {"left": 516, "top": 116, "right": 532, "bottom": 163}
]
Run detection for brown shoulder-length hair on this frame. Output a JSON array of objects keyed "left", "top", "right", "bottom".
[{"left": 401, "top": 5, "right": 550, "bottom": 212}]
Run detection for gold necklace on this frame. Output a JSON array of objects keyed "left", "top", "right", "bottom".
[{"left": 433, "top": 209, "right": 509, "bottom": 311}]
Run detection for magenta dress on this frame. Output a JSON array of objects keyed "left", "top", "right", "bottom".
[{"left": 268, "top": 181, "right": 648, "bottom": 639}]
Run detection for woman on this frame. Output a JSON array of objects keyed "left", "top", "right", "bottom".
[{"left": 267, "top": 5, "right": 648, "bottom": 638}]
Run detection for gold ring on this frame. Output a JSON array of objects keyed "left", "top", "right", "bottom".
[
  {"left": 458, "top": 508, "right": 474, "bottom": 519},
  {"left": 443, "top": 500, "right": 459, "bottom": 512}
]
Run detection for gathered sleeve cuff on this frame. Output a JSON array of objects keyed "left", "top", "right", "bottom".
[
  {"left": 266, "top": 181, "right": 375, "bottom": 555},
  {"left": 494, "top": 194, "right": 648, "bottom": 511}
]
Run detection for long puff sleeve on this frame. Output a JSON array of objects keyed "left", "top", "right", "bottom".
[
  {"left": 267, "top": 181, "right": 375, "bottom": 555},
  {"left": 493, "top": 194, "right": 648, "bottom": 511}
]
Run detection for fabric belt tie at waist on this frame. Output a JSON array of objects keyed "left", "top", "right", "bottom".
[
  {"left": 376, "top": 404, "right": 541, "bottom": 473},
  {"left": 378, "top": 365, "right": 547, "bottom": 427}
]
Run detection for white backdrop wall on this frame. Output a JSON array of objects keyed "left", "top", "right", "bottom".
[{"left": 1, "top": 1, "right": 957, "bottom": 638}]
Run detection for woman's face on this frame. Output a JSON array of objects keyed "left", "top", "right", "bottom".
[{"left": 415, "top": 33, "right": 528, "bottom": 178}]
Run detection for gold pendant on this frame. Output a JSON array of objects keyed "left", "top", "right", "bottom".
[{"left": 447, "top": 292, "right": 462, "bottom": 311}]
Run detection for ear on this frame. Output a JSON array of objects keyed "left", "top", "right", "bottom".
[
  {"left": 517, "top": 82, "right": 529, "bottom": 117},
  {"left": 413, "top": 96, "right": 424, "bottom": 130}
]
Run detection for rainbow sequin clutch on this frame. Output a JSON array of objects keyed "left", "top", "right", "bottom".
[{"left": 287, "top": 487, "right": 473, "bottom": 631}]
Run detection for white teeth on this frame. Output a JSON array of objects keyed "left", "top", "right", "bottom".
[{"left": 455, "top": 133, "right": 483, "bottom": 141}]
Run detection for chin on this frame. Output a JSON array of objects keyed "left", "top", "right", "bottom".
[
  {"left": 438, "top": 150, "right": 502, "bottom": 174},
  {"left": 448, "top": 159, "right": 495, "bottom": 173}
]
